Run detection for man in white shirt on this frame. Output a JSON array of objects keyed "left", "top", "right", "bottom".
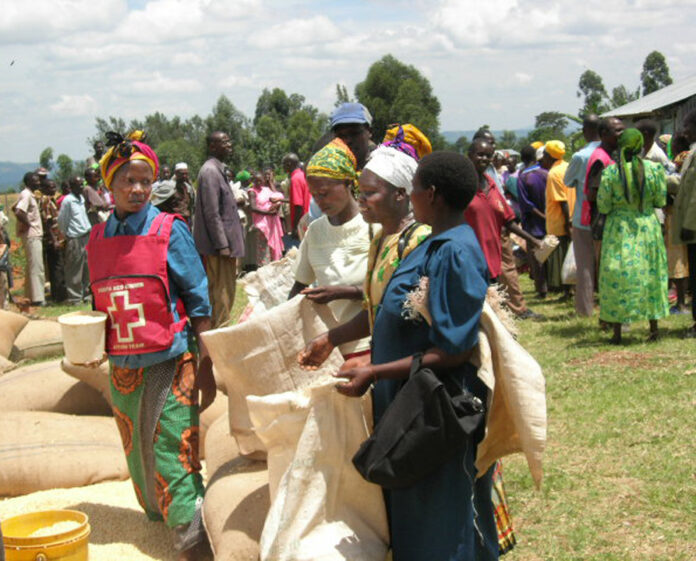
[{"left": 13, "top": 172, "right": 45, "bottom": 305}]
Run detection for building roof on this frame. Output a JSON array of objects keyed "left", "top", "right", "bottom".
[{"left": 603, "top": 74, "right": 696, "bottom": 118}]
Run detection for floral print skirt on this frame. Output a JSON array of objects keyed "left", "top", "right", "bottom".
[
  {"left": 110, "top": 352, "right": 205, "bottom": 546},
  {"left": 599, "top": 210, "right": 669, "bottom": 323}
]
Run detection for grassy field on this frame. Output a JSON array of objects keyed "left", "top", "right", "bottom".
[
  {"left": 502, "top": 282, "right": 695, "bottom": 561},
  {"left": 3, "top": 188, "right": 694, "bottom": 558}
]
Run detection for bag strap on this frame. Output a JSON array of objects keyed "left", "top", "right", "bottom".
[
  {"left": 397, "top": 221, "right": 421, "bottom": 260},
  {"left": 410, "top": 352, "right": 424, "bottom": 378}
]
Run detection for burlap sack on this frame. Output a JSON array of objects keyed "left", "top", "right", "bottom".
[
  {"left": 472, "top": 302, "right": 547, "bottom": 487},
  {"left": 0, "top": 310, "right": 29, "bottom": 358},
  {"left": 248, "top": 382, "right": 389, "bottom": 561},
  {"left": 201, "top": 296, "right": 344, "bottom": 455},
  {"left": 0, "top": 411, "right": 129, "bottom": 496},
  {"left": 239, "top": 247, "right": 298, "bottom": 316},
  {"left": 0, "top": 359, "right": 112, "bottom": 416},
  {"left": 61, "top": 358, "right": 112, "bottom": 405},
  {"left": 203, "top": 412, "right": 240, "bottom": 479},
  {"left": 199, "top": 391, "right": 228, "bottom": 461},
  {"left": 11, "top": 319, "right": 63, "bottom": 361},
  {"left": 0, "top": 355, "right": 15, "bottom": 374},
  {"left": 202, "top": 457, "right": 270, "bottom": 561}
]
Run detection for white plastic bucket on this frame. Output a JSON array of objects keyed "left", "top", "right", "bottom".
[{"left": 58, "top": 311, "right": 107, "bottom": 365}]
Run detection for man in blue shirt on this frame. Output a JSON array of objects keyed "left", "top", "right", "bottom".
[
  {"left": 57, "top": 176, "right": 92, "bottom": 304},
  {"left": 564, "top": 115, "right": 600, "bottom": 316}
]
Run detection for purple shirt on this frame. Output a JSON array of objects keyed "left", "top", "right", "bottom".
[{"left": 517, "top": 164, "right": 548, "bottom": 238}]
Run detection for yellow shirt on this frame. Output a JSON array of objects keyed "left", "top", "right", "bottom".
[
  {"left": 545, "top": 160, "right": 575, "bottom": 236},
  {"left": 364, "top": 222, "right": 431, "bottom": 331}
]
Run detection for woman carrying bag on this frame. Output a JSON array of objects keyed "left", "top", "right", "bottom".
[{"left": 334, "top": 151, "right": 498, "bottom": 561}]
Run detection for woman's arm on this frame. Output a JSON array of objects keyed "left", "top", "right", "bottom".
[
  {"left": 596, "top": 167, "right": 613, "bottom": 215},
  {"left": 505, "top": 220, "right": 542, "bottom": 247},
  {"left": 298, "top": 309, "right": 370, "bottom": 368},
  {"left": 190, "top": 316, "right": 216, "bottom": 412},
  {"left": 249, "top": 191, "right": 278, "bottom": 216},
  {"left": 300, "top": 284, "right": 363, "bottom": 303},
  {"left": 335, "top": 346, "right": 474, "bottom": 397},
  {"left": 288, "top": 280, "right": 308, "bottom": 299}
]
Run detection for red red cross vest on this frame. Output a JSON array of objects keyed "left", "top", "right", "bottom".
[
  {"left": 86, "top": 212, "right": 188, "bottom": 355},
  {"left": 581, "top": 147, "right": 614, "bottom": 226}
]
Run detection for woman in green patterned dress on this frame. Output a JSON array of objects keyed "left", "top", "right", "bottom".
[{"left": 598, "top": 128, "right": 669, "bottom": 344}]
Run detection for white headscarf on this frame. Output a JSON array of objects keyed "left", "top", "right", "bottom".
[{"left": 363, "top": 145, "right": 418, "bottom": 193}]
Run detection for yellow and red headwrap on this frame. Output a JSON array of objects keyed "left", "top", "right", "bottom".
[
  {"left": 383, "top": 124, "right": 432, "bottom": 160},
  {"left": 99, "top": 130, "right": 159, "bottom": 190}
]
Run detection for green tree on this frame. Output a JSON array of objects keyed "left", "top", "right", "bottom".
[
  {"left": 453, "top": 135, "right": 470, "bottom": 154},
  {"left": 90, "top": 116, "right": 127, "bottom": 146},
  {"left": 286, "top": 109, "right": 329, "bottom": 163},
  {"left": 577, "top": 69, "right": 610, "bottom": 117},
  {"left": 641, "top": 50, "right": 673, "bottom": 96},
  {"left": 156, "top": 138, "right": 204, "bottom": 176},
  {"left": 206, "top": 95, "right": 253, "bottom": 171},
  {"left": 528, "top": 112, "right": 570, "bottom": 145},
  {"left": 253, "top": 114, "right": 289, "bottom": 169},
  {"left": 611, "top": 84, "right": 640, "bottom": 108},
  {"left": 334, "top": 84, "right": 352, "bottom": 107},
  {"left": 39, "top": 147, "right": 54, "bottom": 172},
  {"left": 499, "top": 130, "right": 518, "bottom": 148},
  {"left": 54, "top": 154, "right": 74, "bottom": 185},
  {"left": 355, "top": 54, "right": 441, "bottom": 142}
]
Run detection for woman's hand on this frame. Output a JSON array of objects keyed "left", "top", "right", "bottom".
[
  {"left": 334, "top": 360, "right": 374, "bottom": 397},
  {"left": 195, "top": 352, "right": 216, "bottom": 412},
  {"left": 301, "top": 285, "right": 360, "bottom": 304},
  {"left": 298, "top": 332, "right": 335, "bottom": 370}
]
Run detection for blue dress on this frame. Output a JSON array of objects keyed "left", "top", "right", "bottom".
[{"left": 371, "top": 223, "right": 498, "bottom": 561}]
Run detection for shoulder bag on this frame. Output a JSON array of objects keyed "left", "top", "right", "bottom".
[{"left": 352, "top": 352, "right": 485, "bottom": 489}]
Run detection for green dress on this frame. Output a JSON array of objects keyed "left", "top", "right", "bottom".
[{"left": 597, "top": 160, "right": 669, "bottom": 323}]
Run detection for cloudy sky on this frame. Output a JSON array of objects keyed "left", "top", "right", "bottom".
[{"left": 2, "top": 0, "right": 695, "bottom": 163}]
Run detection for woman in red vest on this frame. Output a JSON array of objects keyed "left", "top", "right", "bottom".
[{"left": 87, "top": 131, "right": 215, "bottom": 561}]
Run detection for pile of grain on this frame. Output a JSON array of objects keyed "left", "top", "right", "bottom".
[
  {"left": 0, "top": 478, "right": 181, "bottom": 560},
  {"left": 28, "top": 520, "right": 81, "bottom": 537}
]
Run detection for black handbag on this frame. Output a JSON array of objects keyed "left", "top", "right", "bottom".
[
  {"left": 591, "top": 212, "right": 606, "bottom": 241},
  {"left": 352, "top": 353, "right": 485, "bottom": 489}
]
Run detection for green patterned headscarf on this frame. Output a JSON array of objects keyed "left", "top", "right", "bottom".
[
  {"left": 618, "top": 128, "right": 646, "bottom": 212},
  {"left": 306, "top": 138, "right": 358, "bottom": 187}
]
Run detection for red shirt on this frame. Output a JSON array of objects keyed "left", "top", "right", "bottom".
[
  {"left": 289, "top": 168, "right": 310, "bottom": 226},
  {"left": 464, "top": 175, "right": 515, "bottom": 279}
]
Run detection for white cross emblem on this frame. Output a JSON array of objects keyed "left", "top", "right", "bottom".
[{"left": 107, "top": 290, "right": 146, "bottom": 344}]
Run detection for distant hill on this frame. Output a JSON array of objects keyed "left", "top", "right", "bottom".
[
  {"left": 442, "top": 129, "right": 533, "bottom": 144},
  {"left": 0, "top": 162, "right": 39, "bottom": 192}
]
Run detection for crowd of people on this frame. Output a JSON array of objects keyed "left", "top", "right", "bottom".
[{"left": 1, "top": 100, "right": 696, "bottom": 561}]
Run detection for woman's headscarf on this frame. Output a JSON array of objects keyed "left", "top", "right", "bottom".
[
  {"left": 99, "top": 130, "right": 159, "bottom": 190},
  {"left": 363, "top": 124, "right": 431, "bottom": 194},
  {"left": 306, "top": 138, "right": 358, "bottom": 187},
  {"left": 363, "top": 146, "right": 418, "bottom": 193},
  {"left": 617, "top": 128, "right": 646, "bottom": 211},
  {"left": 383, "top": 124, "right": 432, "bottom": 161}
]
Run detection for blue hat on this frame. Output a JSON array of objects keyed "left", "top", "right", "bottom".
[{"left": 330, "top": 103, "right": 373, "bottom": 128}]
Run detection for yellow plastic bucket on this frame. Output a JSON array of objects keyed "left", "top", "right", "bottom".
[
  {"left": 58, "top": 311, "right": 107, "bottom": 365},
  {"left": 1, "top": 509, "right": 90, "bottom": 561}
]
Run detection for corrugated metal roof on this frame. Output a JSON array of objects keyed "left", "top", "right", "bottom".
[{"left": 602, "top": 74, "right": 696, "bottom": 117}]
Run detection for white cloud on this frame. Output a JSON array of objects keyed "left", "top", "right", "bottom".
[
  {"left": 1, "top": 0, "right": 695, "bottom": 163},
  {"left": 50, "top": 94, "right": 97, "bottom": 116},
  {"left": 0, "top": 0, "right": 126, "bottom": 44},
  {"left": 258, "top": 16, "right": 341, "bottom": 49},
  {"left": 219, "top": 74, "right": 258, "bottom": 89},
  {"left": 129, "top": 72, "right": 202, "bottom": 94},
  {"left": 171, "top": 52, "right": 205, "bottom": 66}
]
